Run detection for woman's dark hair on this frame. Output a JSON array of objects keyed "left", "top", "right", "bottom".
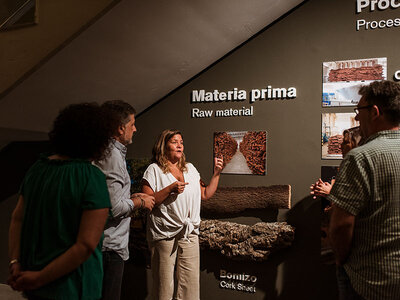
[
  {"left": 342, "top": 126, "right": 362, "bottom": 148},
  {"left": 49, "top": 103, "right": 114, "bottom": 161}
]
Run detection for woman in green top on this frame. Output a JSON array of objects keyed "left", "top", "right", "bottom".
[{"left": 8, "top": 103, "right": 115, "bottom": 300}]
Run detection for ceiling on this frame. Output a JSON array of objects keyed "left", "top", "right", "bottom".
[{"left": 0, "top": 0, "right": 305, "bottom": 133}]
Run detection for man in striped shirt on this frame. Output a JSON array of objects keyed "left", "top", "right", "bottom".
[{"left": 328, "top": 80, "right": 400, "bottom": 300}]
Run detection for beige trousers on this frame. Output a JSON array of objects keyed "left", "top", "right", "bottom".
[{"left": 149, "top": 234, "right": 200, "bottom": 300}]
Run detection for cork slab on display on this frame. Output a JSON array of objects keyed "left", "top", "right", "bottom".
[{"left": 199, "top": 219, "right": 295, "bottom": 261}]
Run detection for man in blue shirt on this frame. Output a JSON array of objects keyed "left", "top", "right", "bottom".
[{"left": 96, "top": 100, "right": 155, "bottom": 300}]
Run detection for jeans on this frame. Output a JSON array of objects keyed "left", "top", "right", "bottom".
[
  {"left": 101, "top": 251, "right": 125, "bottom": 300},
  {"left": 336, "top": 265, "right": 364, "bottom": 300}
]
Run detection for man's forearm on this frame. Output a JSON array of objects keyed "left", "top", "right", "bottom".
[
  {"left": 108, "top": 181, "right": 134, "bottom": 217},
  {"left": 102, "top": 162, "right": 134, "bottom": 218},
  {"left": 330, "top": 225, "right": 353, "bottom": 265},
  {"left": 109, "top": 196, "right": 134, "bottom": 218},
  {"left": 329, "top": 204, "right": 355, "bottom": 265}
]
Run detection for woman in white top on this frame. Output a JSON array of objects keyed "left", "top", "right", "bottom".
[{"left": 142, "top": 129, "right": 223, "bottom": 300}]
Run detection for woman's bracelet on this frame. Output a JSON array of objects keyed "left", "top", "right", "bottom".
[
  {"left": 9, "top": 259, "right": 19, "bottom": 268},
  {"left": 135, "top": 195, "right": 145, "bottom": 208}
]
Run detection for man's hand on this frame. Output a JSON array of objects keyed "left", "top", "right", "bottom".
[
  {"left": 310, "top": 178, "right": 332, "bottom": 198},
  {"left": 140, "top": 193, "right": 155, "bottom": 211},
  {"left": 132, "top": 193, "right": 155, "bottom": 211}
]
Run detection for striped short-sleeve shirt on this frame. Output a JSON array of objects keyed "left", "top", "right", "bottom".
[{"left": 328, "top": 130, "right": 400, "bottom": 300}]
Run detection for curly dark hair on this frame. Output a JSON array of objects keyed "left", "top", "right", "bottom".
[
  {"left": 49, "top": 103, "right": 114, "bottom": 161},
  {"left": 101, "top": 100, "right": 136, "bottom": 137},
  {"left": 359, "top": 80, "right": 400, "bottom": 125}
]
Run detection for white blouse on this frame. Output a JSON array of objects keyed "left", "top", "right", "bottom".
[{"left": 143, "top": 162, "right": 201, "bottom": 242}]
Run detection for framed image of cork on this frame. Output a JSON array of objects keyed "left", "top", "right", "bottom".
[
  {"left": 322, "top": 57, "right": 387, "bottom": 107},
  {"left": 213, "top": 131, "right": 266, "bottom": 175},
  {"left": 321, "top": 113, "right": 358, "bottom": 159}
]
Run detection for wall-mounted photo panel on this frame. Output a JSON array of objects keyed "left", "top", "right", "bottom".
[
  {"left": 322, "top": 57, "right": 387, "bottom": 107},
  {"left": 322, "top": 113, "right": 358, "bottom": 159},
  {"left": 214, "top": 131, "right": 266, "bottom": 175}
]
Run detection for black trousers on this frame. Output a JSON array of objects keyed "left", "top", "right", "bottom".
[{"left": 101, "top": 251, "right": 125, "bottom": 300}]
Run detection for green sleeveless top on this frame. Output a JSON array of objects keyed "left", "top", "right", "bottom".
[{"left": 20, "top": 156, "right": 111, "bottom": 300}]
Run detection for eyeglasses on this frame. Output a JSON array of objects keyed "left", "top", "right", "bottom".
[{"left": 354, "top": 104, "right": 374, "bottom": 115}]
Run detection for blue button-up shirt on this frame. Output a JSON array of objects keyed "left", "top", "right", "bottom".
[{"left": 95, "top": 140, "right": 134, "bottom": 260}]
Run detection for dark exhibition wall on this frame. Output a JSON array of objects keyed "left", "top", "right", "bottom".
[
  {"left": 1, "top": 0, "right": 400, "bottom": 299},
  {"left": 128, "top": 0, "right": 400, "bottom": 299},
  {"left": 0, "top": 0, "right": 302, "bottom": 132}
]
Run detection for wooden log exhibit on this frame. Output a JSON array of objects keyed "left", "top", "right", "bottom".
[
  {"left": 201, "top": 185, "right": 291, "bottom": 217},
  {"left": 199, "top": 219, "right": 295, "bottom": 261}
]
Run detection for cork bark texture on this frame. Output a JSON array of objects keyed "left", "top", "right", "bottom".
[
  {"left": 214, "top": 132, "right": 238, "bottom": 168},
  {"left": 239, "top": 131, "right": 266, "bottom": 175},
  {"left": 328, "top": 65, "right": 384, "bottom": 82},
  {"left": 327, "top": 134, "right": 343, "bottom": 155},
  {"left": 199, "top": 219, "right": 295, "bottom": 261}
]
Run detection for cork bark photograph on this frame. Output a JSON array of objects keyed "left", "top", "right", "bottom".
[
  {"left": 322, "top": 57, "right": 387, "bottom": 107},
  {"left": 321, "top": 113, "right": 358, "bottom": 159},
  {"left": 214, "top": 131, "right": 266, "bottom": 175}
]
